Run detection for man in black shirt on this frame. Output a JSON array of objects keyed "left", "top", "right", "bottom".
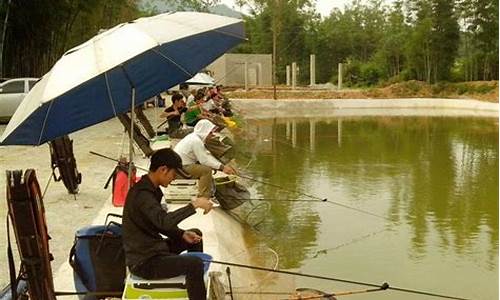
[
  {"left": 122, "top": 148, "right": 213, "bottom": 300},
  {"left": 161, "top": 93, "right": 192, "bottom": 138}
]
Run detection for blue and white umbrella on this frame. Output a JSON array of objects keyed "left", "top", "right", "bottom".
[{"left": 0, "top": 11, "right": 244, "bottom": 145}]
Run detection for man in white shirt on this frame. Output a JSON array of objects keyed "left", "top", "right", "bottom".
[{"left": 173, "top": 120, "right": 236, "bottom": 199}]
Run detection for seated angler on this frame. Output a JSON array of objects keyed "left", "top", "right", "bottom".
[
  {"left": 174, "top": 119, "right": 237, "bottom": 199},
  {"left": 161, "top": 93, "right": 192, "bottom": 139},
  {"left": 184, "top": 92, "right": 206, "bottom": 127},
  {"left": 122, "top": 148, "right": 213, "bottom": 300}
]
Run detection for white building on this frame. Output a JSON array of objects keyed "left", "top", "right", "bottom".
[{"left": 206, "top": 53, "right": 272, "bottom": 87}]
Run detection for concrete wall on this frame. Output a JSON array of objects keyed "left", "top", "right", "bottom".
[
  {"left": 231, "top": 98, "right": 499, "bottom": 119},
  {"left": 207, "top": 53, "right": 272, "bottom": 86}
]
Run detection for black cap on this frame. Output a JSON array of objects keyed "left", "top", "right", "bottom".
[{"left": 150, "top": 148, "right": 191, "bottom": 179}]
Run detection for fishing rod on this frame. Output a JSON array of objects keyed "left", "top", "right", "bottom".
[
  {"left": 233, "top": 177, "right": 391, "bottom": 221},
  {"left": 235, "top": 174, "right": 328, "bottom": 201},
  {"left": 240, "top": 198, "right": 326, "bottom": 203},
  {"left": 287, "top": 285, "right": 390, "bottom": 300},
  {"left": 55, "top": 291, "right": 123, "bottom": 297},
  {"left": 89, "top": 151, "right": 149, "bottom": 172},
  {"left": 156, "top": 118, "right": 168, "bottom": 129},
  {"left": 206, "top": 259, "right": 470, "bottom": 300},
  {"left": 226, "top": 267, "right": 234, "bottom": 300},
  {"left": 227, "top": 288, "right": 386, "bottom": 298}
]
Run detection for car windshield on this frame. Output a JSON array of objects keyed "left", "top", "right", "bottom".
[
  {"left": 28, "top": 80, "right": 38, "bottom": 90},
  {"left": 1, "top": 81, "right": 24, "bottom": 94}
]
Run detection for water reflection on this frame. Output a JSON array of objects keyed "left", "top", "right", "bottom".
[{"left": 233, "top": 116, "right": 498, "bottom": 296}]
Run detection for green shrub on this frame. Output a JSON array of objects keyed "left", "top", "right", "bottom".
[
  {"left": 403, "top": 81, "right": 421, "bottom": 93},
  {"left": 431, "top": 82, "right": 447, "bottom": 94},
  {"left": 455, "top": 83, "right": 468, "bottom": 95},
  {"left": 474, "top": 84, "right": 495, "bottom": 94}
]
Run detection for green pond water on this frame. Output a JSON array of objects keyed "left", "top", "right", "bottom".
[{"left": 232, "top": 116, "right": 498, "bottom": 300}]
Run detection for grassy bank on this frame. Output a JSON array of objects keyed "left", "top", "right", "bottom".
[{"left": 225, "top": 81, "right": 498, "bottom": 102}]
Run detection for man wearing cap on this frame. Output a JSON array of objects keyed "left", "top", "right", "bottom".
[
  {"left": 173, "top": 119, "right": 237, "bottom": 199},
  {"left": 122, "top": 148, "right": 213, "bottom": 300}
]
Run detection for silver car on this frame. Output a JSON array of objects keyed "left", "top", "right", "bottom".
[{"left": 0, "top": 77, "right": 38, "bottom": 123}]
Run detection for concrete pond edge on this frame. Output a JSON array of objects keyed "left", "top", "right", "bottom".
[{"left": 231, "top": 98, "right": 499, "bottom": 119}]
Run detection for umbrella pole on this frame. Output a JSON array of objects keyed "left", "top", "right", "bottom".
[{"left": 128, "top": 87, "right": 136, "bottom": 189}]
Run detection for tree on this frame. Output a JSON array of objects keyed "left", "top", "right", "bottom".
[
  {"left": 233, "top": 0, "right": 315, "bottom": 84},
  {"left": 375, "top": 0, "right": 408, "bottom": 79},
  {"left": 457, "top": 0, "right": 498, "bottom": 80},
  {"left": 0, "top": 0, "right": 12, "bottom": 77},
  {"left": 431, "top": 0, "right": 460, "bottom": 81},
  {"left": 404, "top": 0, "right": 460, "bottom": 83},
  {"left": 1, "top": 0, "right": 140, "bottom": 77}
]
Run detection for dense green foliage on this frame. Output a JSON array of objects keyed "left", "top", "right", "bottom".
[
  {"left": 0, "top": 0, "right": 142, "bottom": 77},
  {"left": 234, "top": 0, "right": 498, "bottom": 85},
  {"left": 0, "top": 0, "right": 497, "bottom": 86}
]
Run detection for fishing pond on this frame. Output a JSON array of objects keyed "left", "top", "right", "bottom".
[{"left": 232, "top": 116, "right": 498, "bottom": 300}]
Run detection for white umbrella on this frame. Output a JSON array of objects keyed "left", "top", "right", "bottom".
[
  {"left": 0, "top": 11, "right": 244, "bottom": 146},
  {"left": 185, "top": 72, "right": 215, "bottom": 85}
]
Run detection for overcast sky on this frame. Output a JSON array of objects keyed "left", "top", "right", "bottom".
[{"left": 220, "top": 0, "right": 370, "bottom": 17}]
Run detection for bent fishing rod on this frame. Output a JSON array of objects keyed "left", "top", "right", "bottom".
[{"left": 206, "top": 259, "right": 471, "bottom": 300}]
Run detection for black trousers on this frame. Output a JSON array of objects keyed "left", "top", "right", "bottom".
[{"left": 131, "top": 229, "right": 206, "bottom": 300}]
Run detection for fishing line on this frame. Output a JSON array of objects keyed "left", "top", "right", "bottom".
[
  {"left": 234, "top": 180, "right": 390, "bottom": 222},
  {"left": 206, "top": 260, "right": 471, "bottom": 300},
  {"left": 220, "top": 246, "right": 279, "bottom": 290},
  {"left": 41, "top": 172, "right": 53, "bottom": 200},
  {"left": 235, "top": 174, "right": 327, "bottom": 201},
  {"left": 324, "top": 200, "right": 392, "bottom": 222},
  {"left": 311, "top": 227, "right": 389, "bottom": 258},
  {"left": 272, "top": 137, "right": 313, "bottom": 153}
]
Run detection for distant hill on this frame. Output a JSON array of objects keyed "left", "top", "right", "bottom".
[{"left": 139, "top": 0, "right": 243, "bottom": 18}]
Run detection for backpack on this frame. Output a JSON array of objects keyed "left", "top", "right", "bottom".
[
  {"left": 69, "top": 214, "right": 125, "bottom": 299},
  {"left": 49, "top": 135, "right": 82, "bottom": 194}
]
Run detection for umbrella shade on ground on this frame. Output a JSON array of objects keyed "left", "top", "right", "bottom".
[{"left": 0, "top": 12, "right": 244, "bottom": 146}]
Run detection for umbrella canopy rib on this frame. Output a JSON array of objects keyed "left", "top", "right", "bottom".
[
  {"left": 104, "top": 72, "right": 118, "bottom": 117},
  {"left": 151, "top": 48, "right": 193, "bottom": 78},
  {"left": 37, "top": 100, "right": 54, "bottom": 146}
]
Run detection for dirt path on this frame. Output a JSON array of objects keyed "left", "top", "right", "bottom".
[{"left": 225, "top": 81, "right": 499, "bottom": 102}]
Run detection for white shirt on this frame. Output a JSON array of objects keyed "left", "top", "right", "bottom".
[{"left": 173, "top": 119, "right": 222, "bottom": 170}]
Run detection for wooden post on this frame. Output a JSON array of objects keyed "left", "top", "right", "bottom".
[{"left": 292, "top": 62, "right": 297, "bottom": 89}]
